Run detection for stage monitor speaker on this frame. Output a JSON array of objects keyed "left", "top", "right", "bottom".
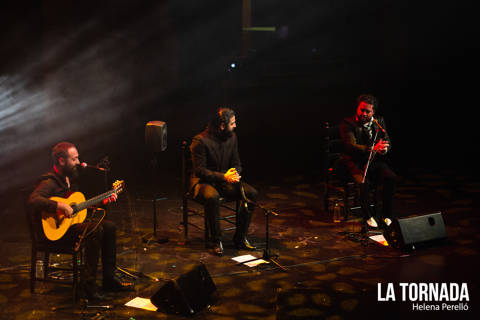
[
  {"left": 150, "top": 263, "right": 217, "bottom": 315},
  {"left": 145, "top": 121, "right": 167, "bottom": 153},
  {"left": 384, "top": 212, "right": 447, "bottom": 250}
]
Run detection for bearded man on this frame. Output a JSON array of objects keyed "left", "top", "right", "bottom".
[{"left": 190, "top": 107, "right": 258, "bottom": 256}]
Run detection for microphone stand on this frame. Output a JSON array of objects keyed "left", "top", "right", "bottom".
[
  {"left": 362, "top": 129, "right": 380, "bottom": 184},
  {"left": 236, "top": 183, "right": 287, "bottom": 271},
  {"left": 362, "top": 118, "right": 387, "bottom": 183},
  {"left": 94, "top": 158, "right": 145, "bottom": 280},
  {"left": 95, "top": 156, "right": 111, "bottom": 192},
  {"left": 358, "top": 126, "right": 386, "bottom": 238},
  {"left": 141, "top": 152, "right": 169, "bottom": 245}
]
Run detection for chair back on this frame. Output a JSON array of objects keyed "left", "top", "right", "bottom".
[
  {"left": 324, "top": 122, "right": 345, "bottom": 176},
  {"left": 25, "top": 206, "right": 38, "bottom": 243},
  {"left": 181, "top": 138, "right": 193, "bottom": 197},
  {"left": 23, "top": 187, "right": 45, "bottom": 245}
]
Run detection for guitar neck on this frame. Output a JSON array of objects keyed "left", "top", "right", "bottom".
[{"left": 74, "top": 190, "right": 114, "bottom": 213}]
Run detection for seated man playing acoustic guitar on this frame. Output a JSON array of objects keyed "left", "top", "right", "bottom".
[{"left": 27, "top": 141, "right": 130, "bottom": 300}]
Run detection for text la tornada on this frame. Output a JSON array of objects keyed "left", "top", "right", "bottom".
[{"left": 377, "top": 283, "right": 469, "bottom": 302}]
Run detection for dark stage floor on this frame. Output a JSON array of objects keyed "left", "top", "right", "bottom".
[{"left": 0, "top": 170, "right": 478, "bottom": 320}]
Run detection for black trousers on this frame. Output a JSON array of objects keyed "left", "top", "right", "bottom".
[
  {"left": 54, "top": 219, "right": 117, "bottom": 288},
  {"left": 193, "top": 182, "right": 258, "bottom": 244},
  {"left": 341, "top": 159, "right": 397, "bottom": 221}
]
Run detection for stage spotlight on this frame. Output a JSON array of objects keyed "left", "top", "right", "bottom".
[{"left": 227, "top": 62, "right": 238, "bottom": 72}]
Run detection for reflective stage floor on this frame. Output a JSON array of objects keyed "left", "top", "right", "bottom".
[{"left": 0, "top": 170, "right": 478, "bottom": 319}]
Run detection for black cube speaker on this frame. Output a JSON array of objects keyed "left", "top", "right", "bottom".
[
  {"left": 150, "top": 263, "right": 217, "bottom": 315},
  {"left": 384, "top": 212, "right": 447, "bottom": 250},
  {"left": 145, "top": 121, "right": 167, "bottom": 153}
]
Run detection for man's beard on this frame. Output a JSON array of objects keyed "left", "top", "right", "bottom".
[
  {"left": 357, "top": 115, "right": 371, "bottom": 125},
  {"left": 64, "top": 165, "right": 79, "bottom": 180},
  {"left": 218, "top": 128, "right": 233, "bottom": 140}
]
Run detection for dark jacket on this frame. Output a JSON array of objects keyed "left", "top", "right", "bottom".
[
  {"left": 190, "top": 129, "right": 242, "bottom": 188},
  {"left": 339, "top": 116, "right": 391, "bottom": 169},
  {"left": 27, "top": 170, "right": 78, "bottom": 240},
  {"left": 28, "top": 170, "right": 78, "bottom": 213}
]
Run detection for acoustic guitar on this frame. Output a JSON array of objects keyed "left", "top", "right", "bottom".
[{"left": 41, "top": 180, "right": 125, "bottom": 241}]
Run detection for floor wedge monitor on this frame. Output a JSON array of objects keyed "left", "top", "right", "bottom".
[
  {"left": 150, "top": 262, "right": 217, "bottom": 315},
  {"left": 384, "top": 212, "right": 447, "bottom": 250}
]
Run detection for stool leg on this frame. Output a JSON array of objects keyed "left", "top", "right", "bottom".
[
  {"left": 343, "top": 184, "right": 350, "bottom": 221},
  {"left": 73, "top": 252, "right": 78, "bottom": 301},
  {"left": 30, "top": 246, "right": 36, "bottom": 293},
  {"left": 43, "top": 252, "right": 49, "bottom": 280},
  {"left": 183, "top": 196, "right": 189, "bottom": 241}
]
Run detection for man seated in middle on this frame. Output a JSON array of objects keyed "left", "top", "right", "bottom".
[{"left": 190, "top": 107, "right": 257, "bottom": 256}]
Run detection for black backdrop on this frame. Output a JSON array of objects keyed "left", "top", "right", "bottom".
[{"left": 0, "top": 0, "right": 477, "bottom": 196}]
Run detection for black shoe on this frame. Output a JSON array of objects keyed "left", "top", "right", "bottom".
[
  {"left": 234, "top": 238, "right": 256, "bottom": 251},
  {"left": 212, "top": 241, "right": 223, "bottom": 256},
  {"left": 103, "top": 276, "right": 134, "bottom": 292}
]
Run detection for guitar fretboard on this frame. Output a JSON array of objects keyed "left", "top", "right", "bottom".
[{"left": 73, "top": 190, "right": 114, "bottom": 213}]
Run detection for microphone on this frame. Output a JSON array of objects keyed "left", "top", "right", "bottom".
[
  {"left": 80, "top": 162, "right": 106, "bottom": 171},
  {"left": 373, "top": 118, "right": 386, "bottom": 133}
]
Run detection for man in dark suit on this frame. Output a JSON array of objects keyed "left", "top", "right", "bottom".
[
  {"left": 190, "top": 107, "right": 257, "bottom": 256},
  {"left": 339, "top": 94, "right": 397, "bottom": 228}
]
